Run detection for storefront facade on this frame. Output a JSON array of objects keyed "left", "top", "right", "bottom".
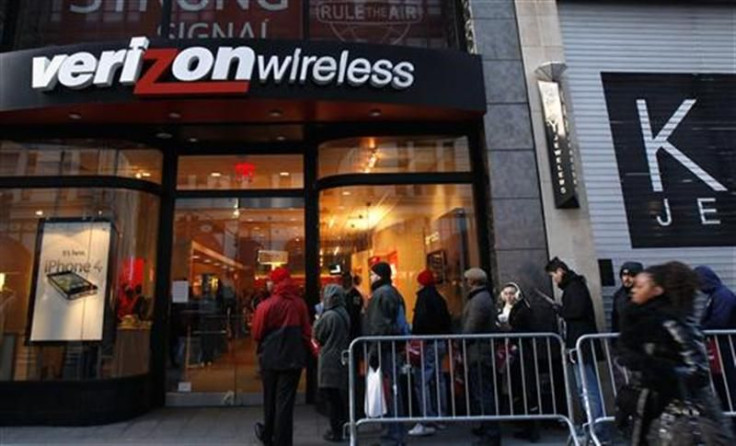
[
  {"left": 0, "top": 0, "right": 552, "bottom": 425},
  {"left": 518, "top": 0, "right": 735, "bottom": 327}
]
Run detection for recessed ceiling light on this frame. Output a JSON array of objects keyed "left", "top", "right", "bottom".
[
  {"left": 269, "top": 109, "right": 283, "bottom": 118},
  {"left": 188, "top": 137, "right": 198, "bottom": 143},
  {"left": 210, "top": 172, "right": 222, "bottom": 177},
  {"left": 168, "top": 112, "right": 181, "bottom": 119},
  {"left": 342, "top": 191, "right": 351, "bottom": 196},
  {"left": 68, "top": 112, "right": 82, "bottom": 120},
  {"left": 156, "top": 132, "right": 173, "bottom": 139},
  {"left": 35, "top": 210, "right": 44, "bottom": 216},
  {"left": 246, "top": 218, "right": 254, "bottom": 222},
  {"left": 275, "top": 135, "right": 286, "bottom": 142},
  {"left": 140, "top": 172, "right": 151, "bottom": 178},
  {"left": 135, "top": 172, "right": 143, "bottom": 179},
  {"left": 279, "top": 172, "right": 290, "bottom": 177},
  {"left": 369, "top": 109, "right": 381, "bottom": 117},
  {"left": 254, "top": 226, "right": 261, "bottom": 230}
]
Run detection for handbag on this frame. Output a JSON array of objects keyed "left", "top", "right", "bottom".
[
  {"left": 657, "top": 378, "right": 731, "bottom": 446},
  {"left": 365, "top": 366, "right": 387, "bottom": 418}
]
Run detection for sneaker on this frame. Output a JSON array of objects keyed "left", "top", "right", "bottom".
[{"left": 408, "top": 423, "right": 436, "bottom": 437}]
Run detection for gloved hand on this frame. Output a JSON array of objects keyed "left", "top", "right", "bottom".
[{"left": 369, "top": 353, "right": 379, "bottom": 370}]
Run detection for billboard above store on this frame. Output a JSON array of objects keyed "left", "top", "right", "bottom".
[{"left": 603, "top": 72, "right": 735, "bottom": 248}]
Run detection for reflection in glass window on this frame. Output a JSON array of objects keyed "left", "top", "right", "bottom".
[
  {"left": 319, "top": 184, "right": 478, "bottom": 320},
  {"left": 0, "top": 188, "right": 159, "bottom": 381},
  {"left": 309, "top": 0, "right": 455, "bottom": 48},
  {"left": 177, "top": 155, "right": 303, "bottom": 190},
  {"left": 319, "top": 136, "right": 470, "bottom": 178},
  {"left": 0, "top": 140, "right": 162, "bottom": 183},
  {"left": 169, "top": 0, "right": 302, "bottom": 40},
  {"left": 14, "top": 0, "right": 162, "bottom": 49}
]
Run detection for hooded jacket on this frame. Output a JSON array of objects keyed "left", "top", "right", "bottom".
[
  {"left": 365, "top": 279, "right": 405, "bottom": 338},
  {"left": 313, "top": 285, "right": 351, "bottom": 389},
  {"left": 697, "top": 266, "right": 736, "bottom": 330},
  {"left": 252, "top": 279, "right": 312, "bottom": 371}
]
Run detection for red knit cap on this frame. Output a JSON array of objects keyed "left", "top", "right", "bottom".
[
  {"left": 417, "top": 269, "right": 435, "bottom": 287},
  {"left": 269, "top": 267, "right": 291, "bottom": 284}
]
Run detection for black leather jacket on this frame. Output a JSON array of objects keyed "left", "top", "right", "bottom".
[{"left": 617, "top": 295, "right": 723, "bottom": 444}]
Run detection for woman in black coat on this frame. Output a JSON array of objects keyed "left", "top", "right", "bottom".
[{"left": 616, "top": 262, "right": 731, "bottom": 445}]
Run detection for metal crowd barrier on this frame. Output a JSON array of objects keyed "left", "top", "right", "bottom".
[
  {"left": 575, "top": 330, "right": 736, "bottom": 446},
  {"left": 345, "top": 333, "right": 581, "bottom": 446}
]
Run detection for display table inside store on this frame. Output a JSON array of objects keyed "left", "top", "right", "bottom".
[{"left": 112, "top": 327, "right": 150, "bottom": 377}]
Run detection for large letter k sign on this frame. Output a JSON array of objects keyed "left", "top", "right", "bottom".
[{"left": 637, "top": 99, "right": 727, "bottom": 192}]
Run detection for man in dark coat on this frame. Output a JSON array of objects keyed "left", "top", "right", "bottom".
[
  {"left": 341, "top": 272, "right": 364, "bottom": 341},
  {"left": 252, "top": 267, "right": 312, "bottom": 446},
  {"left": 611, "top": 261, "right": 643, "bottom": 332},
  {"left": 364, "top": 261, "right": 407, "bottom": 446},
  {"left": 462, "top": 267, "right": 501, "bottom": 446},
  {"left": 545, "top": 257, "right": 606, "bottom": 440},
  {"left": 313, "top": 284, "right": 351, "bottom": 442},
  {"left": 696, "top": 265, "right": 736, "bottom": 432}
]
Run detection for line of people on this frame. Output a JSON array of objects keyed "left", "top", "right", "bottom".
[{"left": 249, "top": 257, "right": 736, "bottom": 446}]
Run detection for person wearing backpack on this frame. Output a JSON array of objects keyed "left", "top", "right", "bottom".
[
  {"left": 365, "top": 261, "right": 408, "bottom": 446},
  {"left": 408, "top": 270, "right": 452, "bottom": 437}
]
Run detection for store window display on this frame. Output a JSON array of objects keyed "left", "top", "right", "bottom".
[
  {"left": 319, "top": 184, "right": 478, "bottom": 320},
  {"left": 0, "top": 141, "right": 161, "bottom": 382}
]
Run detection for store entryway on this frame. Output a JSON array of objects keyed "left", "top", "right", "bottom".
[{"left": 165, "top": 196, "right": 307, "bottom": 406}]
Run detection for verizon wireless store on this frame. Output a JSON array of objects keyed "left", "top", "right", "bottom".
[{"left": 0, "top": 0, "right": 496, "bottom": 424}]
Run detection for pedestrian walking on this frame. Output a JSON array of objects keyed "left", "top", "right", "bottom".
[
  {"left": 252, "top": 267, "right": 312, "bottom": 446},
  {"left": 364, "top": 261, "right": 408, "bottom": 446},
  {"left": 611, "top": 261, "right": 643, "bottom": 332},
  {"left": 462, "top": 267, "right": 501, "bottom": 446},
  {"left": 408, "top": 269, "right": 452, "bottom": 437},
  {"left": 616, "top": 262, "right": 732, "bottom": 445},
  {"left": 696, "top": 265, "right": 736, "bottom": 433},
  {"left": 313, "top": 284, "right": 351, "bottom": 443},
  {"left": 544, "top": 257, "right": 606, "bottom": 440}
]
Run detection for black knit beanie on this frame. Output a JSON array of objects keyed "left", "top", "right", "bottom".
[{"left": 371, "top": 261, "right": 392, "bottom": 281}]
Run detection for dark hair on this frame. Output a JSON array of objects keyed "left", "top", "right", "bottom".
[
  {"left": 644, "top": 261, "right": 699, "bottom": 316},
  {"left": 544, "top": 257, "right": 569, "bottom": 273}
]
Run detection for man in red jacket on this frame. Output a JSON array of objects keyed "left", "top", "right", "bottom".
[{"left": 252, "top": 267, "right": 312, "bottom": 446}]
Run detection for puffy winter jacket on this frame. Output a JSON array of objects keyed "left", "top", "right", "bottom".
[{"left": 252, "top": 279, "right": 312, "bottom": 371}]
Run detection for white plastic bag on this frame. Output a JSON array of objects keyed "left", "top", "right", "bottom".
[{"left": 364, "top": 366, "right": 387, "bottom": 418}]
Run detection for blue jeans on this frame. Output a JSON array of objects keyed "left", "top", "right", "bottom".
[
  {"left": 572, "top": 359, "right": 607, "bottom": 439},
  {"left": 413, "top": 341, "right": 447, "bottom": 418}
]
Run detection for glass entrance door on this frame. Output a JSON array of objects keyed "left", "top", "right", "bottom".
[{"left": 166, "top": 197, "right": 305, "bottom": 406}]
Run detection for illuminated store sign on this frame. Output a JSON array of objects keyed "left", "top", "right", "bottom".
[
  {"left": 603, "top": 73, "right": 735, "bottom": 248},
  {"left": 31, "top": 36, "right": 416, "bottom": 96}
]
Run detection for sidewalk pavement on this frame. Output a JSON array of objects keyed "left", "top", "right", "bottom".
[{"left": 0, "top": 406, "right": 572, "bottom": 445}]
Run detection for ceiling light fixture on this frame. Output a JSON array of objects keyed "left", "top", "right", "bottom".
[
  {"left": 210, "top": 172, "right": 222, "bottom": 178},
  {"left": 276, "top": 135, "right": 286, "bottom": 142},
  {"left": 68, "top": 112, "right": 82, "bottom": 120},
  {"left": 168, "top": 112, "right": 181, "bottom": 119},
  {"left": 35, "top": 210, "right": 44, "bottom": 216},
  {"left": 342, "top": 191, "right": 351, "bottom": 196},
  {"left": 156, "top": 132, "right": 173, "bottom": 139},
  {"left": 369, "top": 109, "right": 381, "bottom": 117},
  {"left": 279, "top": 172, "right": 290, "bottom": 177},
  {"left": 188, "top": 137, "right": 198, "bottom": 143},
  {"left": 269, "top": 109, "right": 283, "bottom": 118}
]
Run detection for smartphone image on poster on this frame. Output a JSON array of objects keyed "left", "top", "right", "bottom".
[{"left": 47, "top": 271, "right": 98, "bottom": 300}]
